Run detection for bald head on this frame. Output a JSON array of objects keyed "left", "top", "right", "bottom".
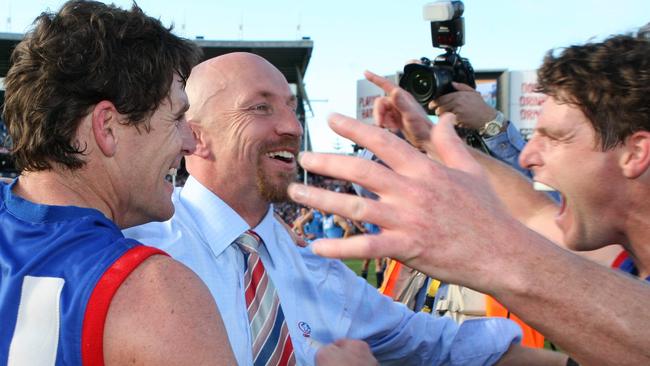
[
  {"left": 183, "top": 51, "right": 302, "bottom": 219},
  {"left": 185, "top": 52, "right": 290, "bottom": 125}
]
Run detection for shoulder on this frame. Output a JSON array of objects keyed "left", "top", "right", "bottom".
[
  {"left": 122, "top": 200, "right": 196, "bottom": 253},
  {"left": 103, "top": 255, "right": 235, "bottom": 365}
]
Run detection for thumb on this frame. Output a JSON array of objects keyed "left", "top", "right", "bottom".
[
  {"left": 432, "top": 113, "right": 483, "bottom": 176},
  {"left": 451, "top": 81, "right": 476, "bottom": 92}
]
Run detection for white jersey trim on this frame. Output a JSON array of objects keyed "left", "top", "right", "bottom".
[{"left": 8, "top": 276, "right": 65, "bottom": 366}]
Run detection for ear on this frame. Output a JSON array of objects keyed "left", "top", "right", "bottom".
[
  {"left": 91, "top": 101, "right": 119, "bottom": 157},
  {"left": 189, "top": 122, "right": 212, "bottom": 159},
  {"left": 620, "top": 131, "right": 650, "bottom": 179}
]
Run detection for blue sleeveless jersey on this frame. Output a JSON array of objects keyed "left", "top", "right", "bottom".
[
  {"left": 323, "top": 214, "right": 343, "bottom": 238},
  {"left": 0, "top": 180, "right": 165, "bottom": 365},
  {"left": 304, "top": 210, "right": 324, "bottom": 238}
]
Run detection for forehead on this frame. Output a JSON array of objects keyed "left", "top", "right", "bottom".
[
  {"left": 226, "top": 59, "right": 292, "bottom": 100},
  {"left": 536, "top": 97, "right": 591, "bottom": 132}
]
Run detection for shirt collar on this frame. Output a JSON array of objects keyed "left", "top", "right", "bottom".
[
  {"left": 179, "top": 175, "right": 277, "bottom": 258},
  {"left": 179, "top": 175, "right": 249, "bottom": 257},
  {"left": 252, "top": 206, "right": 276, "bottom": 245}
]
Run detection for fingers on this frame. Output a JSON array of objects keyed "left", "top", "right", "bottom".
[
  {"left": 431, "top": 113, "right": 483, "bottom": 176},
  {"left": 372, "top": 97, "right": 400, "bottom": 130},
  {"left": 364, "top": 70, "right": 396, "bottom": 94},
  {"left": 298, "top": 151, "right": 401, "bottom": 196},
  {"left": 288, "top": 183, "right": 398, "bottom": 229},
  {"left": 326, "top": 113, "right": 431, "bottom": 175},
  {"left": 451, "top": 81, "right": 476, "bottom": 92},
  {"left": 310, "top": 234, "right": 391, "bottom": 260}
]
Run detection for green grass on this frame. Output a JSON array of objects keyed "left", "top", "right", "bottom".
[{"left": 343, "top": 259, "right": 380, "bottom": 287}]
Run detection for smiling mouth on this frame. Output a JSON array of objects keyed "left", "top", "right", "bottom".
[
  {"left": 266, "top": 150, "right": 295, "bottom": 164},
  {"left": 533, "top": 181, "right": 556, "bottom": 192},
  {"left": 533, "top": 181, "right": 566, "bottom": 216}
]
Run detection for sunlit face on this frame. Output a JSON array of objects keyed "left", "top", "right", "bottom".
[
  {"left": 519, "top": 97, "right": 624, "bottom": 251},
  {"left": 117, "top": 75, "right": 195, "bottom": 226},
  {"left": 199, "top": 55, "right": 303, "bottom": 203}
]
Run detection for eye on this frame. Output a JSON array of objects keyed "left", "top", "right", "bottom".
[
  {"left": 174, "top": 114, "right": 186, "bottom": 128},
  {"left": 249, "top": 104, "right": 272, "bottom": 114}
]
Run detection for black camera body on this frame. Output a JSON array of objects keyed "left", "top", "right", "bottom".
[{"left": 400, "top": 0, "right": 475, "bottom": 114}]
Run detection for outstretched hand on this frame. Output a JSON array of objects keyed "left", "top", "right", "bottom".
[
  {"left": 364, "top": 71, "right": 434, "bottom": 154},
  {"left": 288, "top": 112, "right": 521, "bottom": 293}
]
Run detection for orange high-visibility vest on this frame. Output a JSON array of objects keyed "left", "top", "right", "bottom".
[
  {"left": 485, "top": 296, "right": 545, "bottom": 348},
  {"left": 379, "top": 259, "right": 402, "bottom": 296}
]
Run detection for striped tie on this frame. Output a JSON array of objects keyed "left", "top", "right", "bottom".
[{"left": 236, "top": 230, "right": 295, "bottom": 366}]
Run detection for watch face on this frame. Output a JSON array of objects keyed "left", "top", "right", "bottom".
[{"left": 485, "top": 122, "right": 501, "bottom": 136}]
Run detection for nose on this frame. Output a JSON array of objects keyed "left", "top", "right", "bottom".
[
  {"left": 519, "top": 135, "right": 541, "bottom": 170},
  {"left": 277, "top": 107, "right": 304, "bottom": 138},
  {"left": 179, "top": 119, "right": 197, "bottom": 155}
]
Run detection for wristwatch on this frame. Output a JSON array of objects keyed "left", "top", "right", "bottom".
[{"left": 478, "top": 111, "right": 506, "bottom": 138}]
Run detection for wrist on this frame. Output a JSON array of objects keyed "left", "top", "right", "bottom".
[{"left": 479, "top": 111, "right": 507, "bottom": 138}]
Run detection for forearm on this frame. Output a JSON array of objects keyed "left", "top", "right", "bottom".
[
  {"left": 494, "top": 344, "right": 567, "bottom": 366},
  {"left": 470, "top": 148, "right": 563, "bottom": 242},
  {"left": 492, "top": 226, "right": 650, "bottom": 365}
]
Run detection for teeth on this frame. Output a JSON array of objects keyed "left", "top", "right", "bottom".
[
  {"left": 533, "top": 181, "right": 556, "bottom": 192},
  {"left": 266, "top": 151, "right": 294, "bottom": 159}
]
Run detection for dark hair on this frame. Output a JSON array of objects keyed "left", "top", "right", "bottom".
[
  {"left": 2, "top": 0, "right": 202, "bottom": 171},
  {"left": 536, "top": 35, "right": 650, "bottom": 151}
]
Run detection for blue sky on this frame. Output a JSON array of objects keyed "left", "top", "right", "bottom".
[{"left": 1, "top": 0, "right": 648, "bottom": 152}]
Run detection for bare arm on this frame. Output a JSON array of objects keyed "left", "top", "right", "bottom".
[
  {"left": 291, "top": 210, "right": 313, "bottom": 235},
  {"left": 104, "top": 255, "right": 236, "bottom": 365},
  {"left": 367, "top": 71, "right": 622, "bottom": 265},
  {"left": 275, "top": 212, "right": 308, "bottom": 248},
  {"left": 334, "top": 215, "right": 354, "bottom": 238},
  {"left": 351, "top": 220, "right": 367, "bottom": 234},
  {"left": 287, "top": 114, "right": 650, "bottom": 365},
  {"left": 367, "top": 71, "right": 561, "bottom": 242},
  {"left": 495, "top": 344, "right": 567, "bottom": 366}
]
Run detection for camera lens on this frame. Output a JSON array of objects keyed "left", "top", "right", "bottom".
[
  {"left": 404, "top": 71, "right": 435, "bottom": 103},
  {"left": 412, "top": 72, "right": 433, "bottom": 98}
]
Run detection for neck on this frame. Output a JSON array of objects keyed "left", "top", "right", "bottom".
[
  {"left": 620, "top": 197, "right": 650, "bottom": 279},
  {"left": 14, "top": 168, "right": 115, "bottom": 221},
  {"left": 226, "top": 193, "right": 269, "bottom": 228},
  {"left": 190, "top": 171, "right": 269, "bottom": 228}
]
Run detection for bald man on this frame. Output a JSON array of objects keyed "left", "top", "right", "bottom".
[{"left": 124, "top": 53, "right": 560, "bottom": 365}]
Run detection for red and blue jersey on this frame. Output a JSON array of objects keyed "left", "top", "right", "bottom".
[
  {"left": 611, "top": 250, "right": 650, "bottom": 282},
  {"left": 0, "top": 180, "right": 164, "bottom": 365}
]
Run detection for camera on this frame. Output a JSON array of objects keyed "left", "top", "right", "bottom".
[{"left": 400, "top": 0, "right": 475, "bottom": 114}]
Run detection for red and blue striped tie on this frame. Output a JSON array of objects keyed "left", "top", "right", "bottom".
[{"left": 236, "top": 230, "right": 296, "bottom": 366}]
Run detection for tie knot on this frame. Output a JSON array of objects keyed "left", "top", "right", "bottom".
[{"left": 235, "top": 230, "right": 263, "bottom": 254}]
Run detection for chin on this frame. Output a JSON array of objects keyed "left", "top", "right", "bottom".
[
  {"left": 147, "top": 204, "right": 175, "bottom": 223},
  {"left": 257, "top": 173, "right": 294, "bottom": 203},
  {"left": 261, "top": 184, "right": 290, "bottom": 203}
]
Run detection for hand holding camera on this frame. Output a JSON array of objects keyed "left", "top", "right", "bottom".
[
  {"left": 400, "top": 0, "right": 475, "bottom": 114},
  {"left": 431, "top": 81, "right": 499, "bottom": 130}
]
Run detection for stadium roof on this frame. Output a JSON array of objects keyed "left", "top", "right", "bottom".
[{"left": 0, "top": 33, "right": 314, "bottom": 84}]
